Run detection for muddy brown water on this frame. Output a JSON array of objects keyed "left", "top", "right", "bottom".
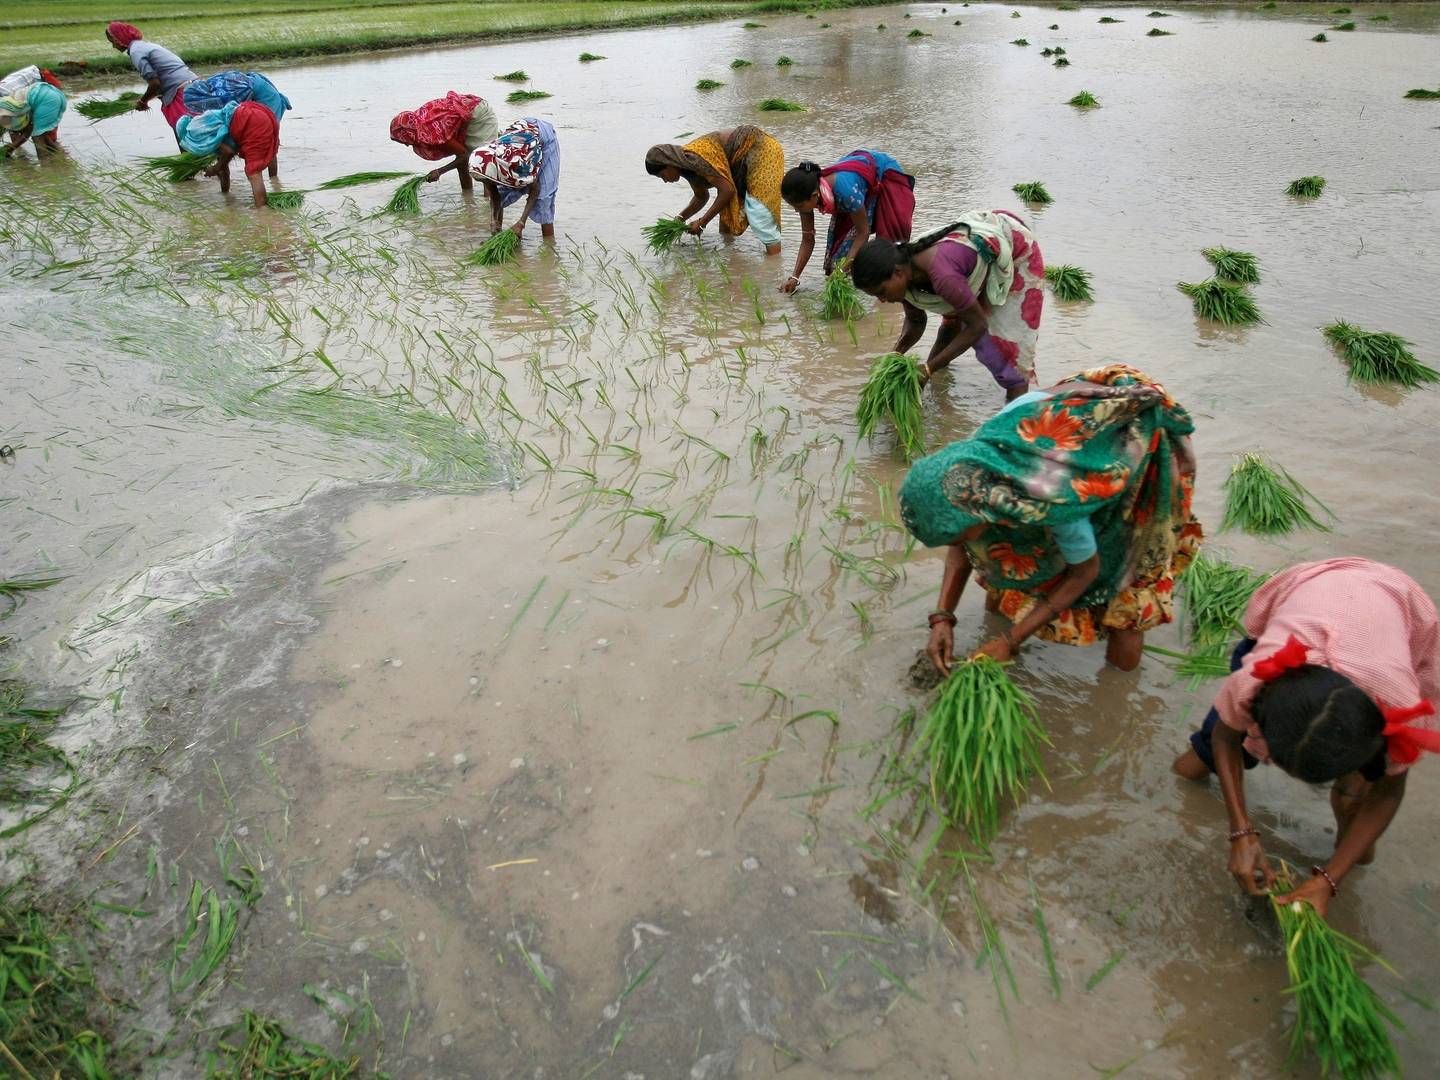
[{"left": 5, "top": 3, "right": 1440, "bottom": 1076}]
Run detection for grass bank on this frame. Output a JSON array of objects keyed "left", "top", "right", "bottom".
[{"left": 1, "top": 0, "right": 876, "bottom": 79}]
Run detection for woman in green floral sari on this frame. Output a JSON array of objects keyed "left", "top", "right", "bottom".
[{"left": 900, "top": 364, "right": 1203, "bottom": 674}]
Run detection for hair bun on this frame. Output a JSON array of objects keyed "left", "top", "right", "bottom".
[{"left": 799, "top": 161, "right": 820, "bottom": 174}]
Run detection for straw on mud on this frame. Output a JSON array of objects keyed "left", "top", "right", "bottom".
[
  {"left": 819, "top": 270, "right": 864, "bottom": 321},
  {"left": 463, "top": 229, "right": 520, "bottom": 266},
  {"left": 140, "top": 151, "right": 216, "bottom": 182},
  {"left": 1045, "top": 264, "right": 1094, "bottom": 302},
  {"left": 911, "top": 656, "right": 1050, "bottom": 844},
  {"left": 1405, "top": 87, "right": 1440, "bottom": 99},
  {"left": 642, "top": 216, "right": 688, "bottom": 254},
  {"left": 1273, "top": 889, "right": 1403, "bottom": 1078},
  {"left": 856, "top": 352, "right": 925, "bottom": 459},
  {"left": 1011, "top": 181, "right": 1052, "bottom": 204},
  {"left": 507, "top": 89, "right": 551, "bottom": 103},
  {"left": 1221, "top": 452, "right": 1331, "bottom": 536},
  {"left": 1202, "top": 246, "right": 1260, "bottom": 284},
  {"left": 75, "top": 91, "right": 141, "bottom": 121},
  {"left": 696, "top": 78, "right": 724, "bottom": 90},
  {"left": 1068, "top": 90, "right": 1099, "bottom": 108},
  {"left": 265, "top": 190, "right": 306, "bottom": 210},
  {"left": 495, "top": 70, "right": 528, "bottom": 81},
  {"left": 1322, "top": 320, "right": 1440, "bottom": 387},
  {"left": 383, "top": 175, "right": 425, "bottom": 214},
  {"left": 1177, "top": 278, "right": 1262, "bottom": 326},
  {"left": 758, "top": 98, "right": 805, "bottom": 112},
  {"left": 1178, "top": 550, "right": 1270, "bottom": 654},
  {"left": 315, "top": 170, "right": 412, "bottom": 189},
  {"left": 578, "top": 52, "right": 605, "bottom": 62},
  {"left": 1287, "top": 175, "right": 1325, "bottom": 198}
]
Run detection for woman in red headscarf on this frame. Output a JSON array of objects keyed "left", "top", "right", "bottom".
[
  {"left": 105, "top": 22, "right": 197, "bottom": 143},
  {"left": 389, "top": 92, "right": 498, "bottom": 193},
  {"left": 1174, "top": 557, "right": 1440, "bottom": 917}
]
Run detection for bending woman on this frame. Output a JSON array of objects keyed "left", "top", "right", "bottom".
[
  {"left": 852, "top": 210, "right": 1045, "bottom": 402},
  {"left": 184, "top": 71, "right": 292, "bottom": 178},
  {"left": 105, "top": 23, "right": 196, "bottom": 144},
  {"left": 470, "top": 117, "right": 560, "bottom": 238},
  {"left": 1173, "top": 558, "right": 1439, "bottom": 917},
  {"left": 644, "top": 126, "right": 785, "bottom": 255},
  {"left": 389, "top": 92, "right": 499, "bottom": 192},
  {"left": 900, "top": 364, "right": 1202, "bottom": 674},
  {"left": 1, "top": 80, "right": 67, "bottom": 157},
  {"left": 178, "top": 101, "right": 280, "bottom": 208},
  {"left": 779, "top": 150, "right": 915, "bottom": 292}
]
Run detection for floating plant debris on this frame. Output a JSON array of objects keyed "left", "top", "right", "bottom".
[
  {"left": 1068, "top": 90, "right": 1099, "bottom": 108},
  {"left": 758, "top": 98, "right": 805, "bottom": 112},
  {"left": 1201, "top": 246, "right": 1260, "bottom": 284},
  {"left": 856, "top": 352, "right": 925, "bottom": 459},
  {"left": 1054, "top": 56, "right": 1071, "bottom": 66},
  {"left": 642, "top": 216, "right": 688, "bottom": 254},
  {"left": 75, "top": 91, "right": 140, "bottom": 121},
  {"left": 1221, "top": 453, "right": 1331, "bottom": 535},
  {"left": 463, "top": 229, "right": 520, "bottom": 266},
  {"left": 1286, "top": 175, "right": 1326, "bottom": 198},
  {"left": 1148, "top": 9, "right": 1172, "bottom": 16},
  {"left": 742, "top": 21, "right": 763, "bottom": 28},
  {"left": 695, "top": 78, "right": 724, "bottom": 90},
  {"left": 1011, "top": 181, "right": 1052, "bottom": 203},
  {"left": 1323, "top": 321, "right": 1440, "bottom": 387},
  {"left": 1177, "top": 278, "right": 1262, "bottom": 326},
  {"left": 819, "top": 271, "right": 865, "bottom": 321},
  {"left": 1044, "top": 264, "right": 1094, "bottom": 302},
  {"left": 1179, "top": 551, "right": 1271, "bottom": 654},
  {"left": 1098, "top": 16, "right": 1122, "bottom": 23}
]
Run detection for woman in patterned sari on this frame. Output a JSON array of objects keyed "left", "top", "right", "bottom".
[
  {"left": 899, "top": 364, "right": 1203, "bottom": 674},
  {"left": 644, "top": 125, "right": 785, "bottom": 255},
  {"left": 470, "top": 117, "right": 560, "bottom": 238}
]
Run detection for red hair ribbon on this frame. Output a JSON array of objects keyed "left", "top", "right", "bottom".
[
  {"left": 1252, "top": 635, "right": 1309, "bottom": 682},
  {"left": 1381, "top": 700, "right": 1440, "bottom": 766}
]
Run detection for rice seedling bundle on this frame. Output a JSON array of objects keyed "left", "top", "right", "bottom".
[
  {"left": 383, "top": 175, "right": 424, "bottom": 214},
  {"left": 507, "top": 90, "right": 551, "bottom": 103},
  {"left": 1053, "top": 45, "right": 1067, "bottom": 54},
  {"left": 910, "top": 657, "right": 1050, "bottom": 843},
  {"left": 265, "top": 190, "right": 306, "bottom": 210},
  {"left": 1011, "top": 181, "right": 1052, "bottom": 204},
  {"left": 1286, "top": 175, "right": 1326, "bottom": 198},
  {"left": 1099, "top": 17, "right": 1123, "bottom": 25},
  {"left": 463, "top": 229, "right": 520, "bottom": 266},
  {"left": 316, "top": 170, "right": 412, "bottom": 189},
  {"left": 909, "top": 29, "right": 931, "bottom": 37},
  {"left": 743, "top": 21, "right": 763, "bottom": 28},
  {"left": 1041, "top": 46, "right": 1056, "bottom": 55},
  {"left": 1148, "top": 10, "right": 1172, "bottom": 16},
  {"left": 696, "top": 79, "right": 724, "bottom": 90},
  {"left": 877, "top": 23, "right": 887, "bottom": 30},
  {"left": 1273, "top": 895, "right": 1403, "bottom": 1079},
  {"left": 1331, "top": 21, "right": 1356, "bottom": 30},
  {"left": 777, "top": 56, "right": 794, "bottom": 66},
  {"left": 1179, "top": 551, "right": 1270, "bottom": 654},
  {"left": 1011, "top": 9, "right": 1022, "bottom": 16},
  {"left": 76, "top": 91, "right": 140, "bottom": 121},
  {"left": 820, "top": 270, "right": 864, "bottom": 321},
  {"left": 1331, "top": 6, "right": 1351, "bottom": 12},
  {"left": 758, "top": 98, "right": 805, "bottom": 112},
  {"left": 579, "top": 52, "right": 605, "bottom": 61},
  {"left": 1312, "top": 32, "right": 1329, "bottom": 41},
  {"left": 1011, "top": 37, "right": 1031, "bottom": 45},
  {"left": 856, "top": 352, "right": 925, "bottom": 459},
  {"left": 1405, "top": 87, "right": 1440, "bottom": 99},
  {"left": 495, "top": 70, "right": 528, "bottom": 81},
  {"left": 1068, "top": 90, "right": 1098, "bottom": 108},
  {"left": 1147, "top": 28, "right": 1174, "bottom": 36},
  {"left": 1201, "top": 246, "right": 1260, "bottom": 284},
  {"left": 731, "top": 58, "right": 752, "bottom": 68},
  {"left": 1322, "top": 320, "right": 1440, "bottom": 387},
  {"left": 140, "top": 151, "right": 217, "bottom": 182},
  {"left": 642, "top": 216, "right": 688, "bottom": 254},
  {"left": 1221, "top": 453, "right": 1331, "bottom": 536},
  {"left": 1054, "top": 56, "right": 1071, "bottom": 66},
  {"left": 1058, "top": 3, "right": 1077, "bottom": 9},
  {"left": 1176, "top": 278, "right": 1262, "bottom": 326},
  {"left": 1044, "top": 264, "right": 1094, "bottom": 302},
  {"left": 1049, "top": 23, "right": 1059, "bottom": 29}
]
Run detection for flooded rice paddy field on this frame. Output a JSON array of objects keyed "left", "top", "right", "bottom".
[{"left": 5, "top": 3, "right": 1440, "bottom": 1075}]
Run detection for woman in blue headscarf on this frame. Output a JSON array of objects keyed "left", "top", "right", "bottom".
[
  {"left": 1, "top": 80, "right": 67, "bottom": 157},
  {"left": 178, "top": 100, "right": 280, "bottom": 207},
  {"left": 183, "top": 71, "right": 291, "bottom": 177}
]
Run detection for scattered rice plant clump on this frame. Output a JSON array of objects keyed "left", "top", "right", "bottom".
[
  {"left": 1068, "top": 90, "right": 1099, "bottom": 108},
  {"left": 1148, "top": 9, "right": 1172, "bottom": 16},
  {"left": 1045, "top": 264, "right": 1094, "bottom": 302},
  {"left": 265, "top": 190, "right": 306, "bottom": 210},
  {"left": 1098, "top": 16, "right": 1123, "bottom": 23},
  {"left": 1177, "top": 278, "right": 1262, "bottom": 326},
  {"left": 1368, "top": 13, "right": 1391, "bottom": 20},
  {"left": 820, "top": 270, "right": 865, "bottom": 321},
  {"left": 856, "top": 352, "right": 926, "bottom": 459},
  {"left": 495, "top": 70, "right": 528, "bottom": 81},
  {"left": 507, "top": 90, "right": 551, "bottom": 103},
  {"left": 1147, "top": 27, "right": 1174, "bottom": 36},
  {"left": 1404, "top": 87, "right": 1440, "bottom": 99},
  {"left": 642, "top": 216, "right": 688, "bottom": 254},
  {"left": 776, "top": 55, "right": 793, "bottom": 65},
  {"left": 911, "top": 657, "right": 1050, "bottom": 843},
  {"left": 758, "top": 98, "right": 805, "bottom": 112},
  {"left": 1287, "top": 175, "right": 1326, "bottom": 198},
  {"left": 1331, "top": 21, "right": 1356, "bottom": 30},
  {"left": 1054, "top": 56, "right": 1071, "bottom": 66},
  {"left": 696, "top": 78, "right": 724, "bottom": 90},
  {"left": 742, "top": 21, "right": 763, "bottom": 28},
  {"left": 1222, "top": 452, "right": 1331, "bottom": 535},
  {"left": 76, "top": 90, "right": 140, "bottom": 120},
  {"left": 1202, "top": 246, "right": 1260, "bottom": 283},
  {"left": 908, "top": 29, "right": 930, "bottom": 37},
  {"left": 1323, "top": 320, "right": 1440, "bottom": 387},
  {"left": 463, "top": 229, "right": 520, "bottom": 266},
  {"left": 1011, "top": 37, "right": 1030, "bottom": 45},
  {"left": 731, "top": 58, "right": 752, "bottom": 68},
  {"left": 383, "top": 175, "right": 425, "bottom": 214},
  {"left": 140, "top": 151, "right": 217, "bottom": 182},
  {"left": 316, "top": 170, "right": 411, "bottom": 189},
  {"left": 578, "top": 52, "right": 605, "bottom": 62},
  {"left": 1273, "top": 894, "right": 1403, "bottom": 1079},
  {"left": 1312, "top": 32, "right": 1329, "bottom": 42},
  {"left": 1011, "top": 181, "right": 1052, "bottom": 204}
]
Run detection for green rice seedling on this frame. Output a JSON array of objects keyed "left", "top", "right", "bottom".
[
  {"left": 1086, "top": 950, "right": 1126, "bottom": 990},
  {"left": 1323, "top": 320, "right": 1440, "bottom": 388},
  {"left": 1068, "top": 90, "right": 1099, "bottom": 108},
  {"left": 856, "top": 352, "right": 925, "bottom": 459},
  {"left": 579, "top": 52, "right": 605, "bottom": 61},
  {"left": 316, "top": 170, "right": 412, "bottom": 189},
  {"left": 777, "top": 55, "right": 794, "bottom": 65},
  {"left": 909, "top": 29, "right": 931, "bottom": 37},
  {"left": 170, "top": 880, "right": 240, "bottom": 992},
  {"left": 1011, "top": 37, "right": 1030, "bottom": 45},
  {"left": 1330, "top": 21, "right": 1356, "bottom": 30},
  {"left": 820, "top": 270, "right": 865, "bottom": 321},
  {"left": 1273, "top": 892, "right": 1403, "bottom": 1079},
  {"left": 1405, "top": 87, "right": 1440, "bottom": 99},
  {"left": 1201, "top": 246, "right": 1261, "bottom": 284},
  {"left": 1054, "top": 56, "right": 1071, "bottom": 66},
  {"left": 1178, "top": 550, "right": 1270, "bottom": 653},
  {"left": 1221, "top": 452, "right": 1332, "bottom": 536},
  {"left": 1029, "top": 879, "right": 1063, "bottom": 998},
  {"left": 265, "top": 189, "right": 306, "bottom": 210},
  {"left": 1099, "top": 16, "right": 1122, "bottom": 23},
  {"left": 911, "top": 656, "right": 1050, "bottom": 843},
  {"left": 1, "top": 573, "right": 62, "bottom": 617},
  {"left": 1368, "top": 13, "right": 1390, "bottom": 20},
  {"left": 758, "top": 98, "right": 805, "bottom": 112},
  {"left": 463, "top": 229, "right": 520, "bottom": 266},
  {"left": 696, "top": 78, "right": 724, "bottom": 90},
  {"left": 731, "top": 58, "right": 752, "bottom": 68},
  {"left": 643, "top": 216, "right": 688, "bottom": 253},
  {"left": 140, "top": 151, "right": 217, "bottom": 182},
  {"left": 1287, "top": 175, "right": 1326, "bottom": 198},
  {"left": 1147, "top": 27, "right": 1174, "bottom": 36},
  {"left": 743, "top": 21, "right": 763, "bottom": 28},
  {"left": 1044, "top": 264, "right": 1094, "bottom": 302},
  {"left": 1011, "top": 180, "right": 1052, "bottom": 203},
  {"left": 1312, "top": 32, "right": 1329, "bottom": 41},
  {"left": 1176, "top": 278, "right": 1262, "bottom": 326},
  {"left": 210, "top": 1011, "right": 360, "bottom": 1077},
  {"left": 507, "top": 89, "right": 551, "bottom": 103},
  {"left": 76, "top": 90, "right": 141, "bottom": 120},
  {"left": 383, "top": 175, "right": 424, "bottom": 214},
  {"left": 495, "top": 70, "right": 528, "bottom": 81}
]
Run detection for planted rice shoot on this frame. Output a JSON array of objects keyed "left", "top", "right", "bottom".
[
  {"left": 507, "top": 89, "right": 551, "bottom": 103},
  {"left": 1273, "top": 889, "right": 1403, "bottom": 1079},
  {"left": 856, "top": 352, "right": 925, "bottom": 459},
  {"left": 642, "top": 216, "right": 689, "bottom": 254},
  {"left": 463, "top": 229, "right": 520, "bottom": 266},
  {"left": 316, "top": 169, "right": 411, "bottom": 189},
  {"left": 1068, "top": 90, "right": 1099, "bottom": 108},
  {"left": 1221, "top": 452, "right": 1331, "bottom": 536},
  {"left": 1179, "top": 550, "right": 1270, "bottom": 653},
  {"left": 495, "top": 70, "right": 528, "bottom": 81},
  {"left": 1177, "top": 278, "right": 1262, "bottom": 326},
  {"left": 1323, "top": 320, "right": 1440, "bottom": 387},
  {"left": 696, "top": 78, "right": 724, "bottom": 90},
  {"left": 820, "top": 270, "right": 864, "bottom": 321},
  {"left": 578, "top": 52, "right": 605, "bottom": 62},
  {"left": 1287, "top": 175, "right": 1326, "bottom": 198},
  {"left": 1202, "top": 246, "right": 1260, "bottom": 284},
  {"left": 1045, "top": 264, "right": 1094, "bottom": 302},
  {"left": 1405, "top": 87, "right": 1440, "bottom": 99},
  {"left": 383, "top": 175, "right": 424, "bottom": 214},
  {"left": 75, "top": 90, "right": 140, "bottom": 120},
  {"left": 140, "top": 151, "right": 216, "bottom": 182},
  {"left": 1011, "top": 180, "right": 1052, "bottom": 204},
  {"left": 911, "top": 656, "right": 1050, "bottom": 843},
  {"left": 265, "top": 190, "right": 306, "bottom": 210},
  {"left": 758, "top": 97, "right": 805, "bottom": 111}
]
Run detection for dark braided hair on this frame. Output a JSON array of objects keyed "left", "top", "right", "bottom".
[
  {"left": 780, "top": 161, "right": 823, "bottom": 203},
  {"left": 851, "top": 220, "right": 968, "bottom": 291},
  {"left": 1253, "top": 665, "right": 1386, "bottom": 783}
]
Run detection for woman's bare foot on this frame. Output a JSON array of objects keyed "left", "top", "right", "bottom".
[
  {"left": 1106, "top": 628, "right": 1143, "bottom": 671},
  {"left": 1331, "top": 779, "right": 1377, "bottom": 865},
  {"left": 1172, "top": 747, "right": 1209, "bottom": 782}
]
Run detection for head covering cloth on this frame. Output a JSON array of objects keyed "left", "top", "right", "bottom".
[
  {"left": 107, "top": 22, "right": 142, "bottom": 48},
  {"left": 389, "top": 92, "right": 481, "bottom": 160},
  {"left": 176, "top": 100, "right": 239, "bottom": 155}
]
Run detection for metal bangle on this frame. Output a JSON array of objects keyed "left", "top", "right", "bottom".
[
  {"left": 927, "top": 610, "right": 957, "bottom": 628},
  {"left": 1227, "top": 827, "right": 1260, "bottom": 842},
  {"left": 1311, "top": 864, "right": 1339, "bottom": 897}
]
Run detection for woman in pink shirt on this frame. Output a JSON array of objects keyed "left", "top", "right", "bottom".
[{"left": 1173, "top": 557, "right": 1440, "bottom": 916}]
